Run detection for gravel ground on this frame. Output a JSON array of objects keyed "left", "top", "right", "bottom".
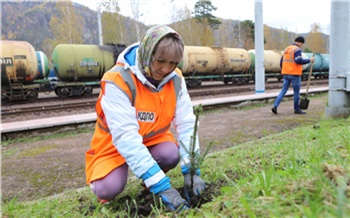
[{"left": 1, "top": 93, "right": 328, "bottom": 202}]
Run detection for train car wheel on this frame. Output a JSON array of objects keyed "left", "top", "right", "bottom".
[
  {"left": 223, "top": 78, "right": 230, "bottom": 85},
  {"left": 83, "top": 87, "right": 93, "bottom": 96},
  {"left": 232, "top": 77, "right": 244, "bottom": 85},
  {"left": 56, "top": 87, "right": 70, "bottom": 98},
  {"left": 26, "top": 89, "right": 39, "bottom": 101},
  {"left": 186, "top": 79, "right": 200, "bottom": 88}
]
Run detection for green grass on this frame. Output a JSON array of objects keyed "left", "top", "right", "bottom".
[{"left": 2, "top": 117, "right": 349, "bottom": 217}]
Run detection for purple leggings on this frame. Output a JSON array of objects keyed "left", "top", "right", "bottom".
[{"left": 90, "top": 141, "right": 179, "bottom": 200}]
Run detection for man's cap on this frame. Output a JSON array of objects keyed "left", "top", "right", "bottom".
[{"left": 295, "top": 36, "right": 305, "bottom": 43}]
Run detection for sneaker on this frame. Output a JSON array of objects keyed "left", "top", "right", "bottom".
[
  {"left": 271, "top": 106, "right": 277, "bottom": 114},
  {"left": 294, "top": 110, "right": 306, "bottom": 114}
]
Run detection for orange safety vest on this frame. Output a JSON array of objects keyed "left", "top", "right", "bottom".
[
  {"left": 85, "top": 65, "right": 182, "bottom": 184},
  {"left": 281, "top": 45, "right": 303, "bottom": 76}
]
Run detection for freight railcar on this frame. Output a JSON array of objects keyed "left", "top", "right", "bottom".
[
  {"left": 248, "top": 50, "right": 283, "bottom": 82},
  {"left": 184, "top": 48, "right": 330, "bottom": 87},
  {"left": 36, "top": 51, "right": 50, "bottom": 79},
  {"left": 1, "top": 40, "right": 329, "bottom": 101},
  {"left": 1, "top": 40, "right": 52, "bottom": 101},
  {"left": 178, "top": 46, "right": 252, "bottom": 87},
  {"left": 0, "top": 41, "right": 126, "bottom": 101},
  {"left": 50, "top": 43, "right": 125, "bottom": 98},
  {"left": 302, "top": 52, "right": 329, "bottom": 79}
]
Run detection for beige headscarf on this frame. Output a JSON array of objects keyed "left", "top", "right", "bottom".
[{"left": 137, "top": 25, "right": 183, "bottom": 78}]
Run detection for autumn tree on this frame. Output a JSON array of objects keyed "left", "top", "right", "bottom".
[
  {"left": 169, "top": 5, "right": 202, "bottom": 46},
  {"left": 128, "top": 0, "right": 146, "bottom": 41},
  {"left": 98, "top": 0, "right": 126, "bottom": 45},
  {"left": 42, "top": 0, "right": 84, "bottom": 59},
  {"left": 264, "top": 25, "right": 279, "bottom": 50},
  {"left": 305, "top": 23, "right": 327, "bottom": 53},
  {"left": 50, "top": 0, "right": 84, "bottom": 44},
  {"left": 214, "top": 19, "right": 236, "bottom": 47},
  {"left": 193, "top": 0, "right": 221, "bottom": 46},
  {"left": 276, "top": 28, "right": 293, "bottom": 51}
]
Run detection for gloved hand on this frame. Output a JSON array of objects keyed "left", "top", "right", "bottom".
[
  {"left": 184, "top": 173, "right": 206, "bottom": 197},
  {"left": 182, "top": 164, "right": 206, "bottom": 197},
  {"left": 141, "top": 164, "right": 189, "bottom": 211},
  {"left": 158, "top": 187, "right": 190, "bottom": 211}
]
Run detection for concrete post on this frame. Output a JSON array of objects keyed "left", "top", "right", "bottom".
[
  {"left": 325, "top": 1, "right": 350, "bottom": 118},
  {"left": 97, "top": 11, "right": 103, "bottom": 46},
  {"left": 254, "top": 0, "right": 265, "bottom": 94}
]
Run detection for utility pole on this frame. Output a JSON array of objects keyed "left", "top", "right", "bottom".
[
  {"left": 325, "top": 1, "right": 350, "bottom": 118},
  {"left": 97, "top": 10, "right": 103, "bottom": 45},
  {"left": 254, "top": 0, "right": 265, "bottom": 94}
]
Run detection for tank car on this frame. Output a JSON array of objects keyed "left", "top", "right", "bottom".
[
  {"left": 1, "top": 40, "right": 51, "bottom": 101},
  {"left": 302, "top": 53, "right": 329, "bottom": 79},
  {"left": 248, "top": 50, "right": 283, "bottom": 81},
  {"left": 50, "top": 43, "right": 125, "bottom": 98},
  {"left": 36, "top": 51, "right": 50, "bottom": 79},
  {"left": 178, "top": 46, "right": 251, "bottom": 87}
]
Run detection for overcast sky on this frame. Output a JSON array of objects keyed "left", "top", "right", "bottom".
[{"left": 73, "top": 0, "right": 332, "bottom": 34}]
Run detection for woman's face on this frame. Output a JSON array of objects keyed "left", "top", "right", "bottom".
[{"left": 150, "top": 56, "right": 178, "bottom": 80}]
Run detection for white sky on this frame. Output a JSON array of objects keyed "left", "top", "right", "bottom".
[{"left": 73, "top": 0, "right": 333, "bottom": 34}]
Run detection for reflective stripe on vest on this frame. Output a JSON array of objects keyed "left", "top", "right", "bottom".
[
  {"left": 283, "top": 46, "right": 298, "bottom": 63},
  {"left": 107, "top": 65, "right": 182, "bottom": 106},
  {"left": 108, "top": 65, "right": 137, "bottom": 106},
  {"left": 281, "top": 45, "right": 302, "bottom": 76},
  {"left": 86, "top": 66, "right": 183, "bottom": 184},
  {"left": 96, "top": 66, "right": 183, "bottom": 139}
]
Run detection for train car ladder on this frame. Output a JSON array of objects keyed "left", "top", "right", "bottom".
[{"left": 8, "top": 79, "right": 26, "bottom": 101}]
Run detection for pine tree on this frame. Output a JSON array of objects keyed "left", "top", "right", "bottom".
[{"left": 181, "top": 104, "right": 213, "bottom": 194}]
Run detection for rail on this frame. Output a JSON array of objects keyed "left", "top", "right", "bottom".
[{"left": 1, "top": 87, "right": 329, "bottom": 136}]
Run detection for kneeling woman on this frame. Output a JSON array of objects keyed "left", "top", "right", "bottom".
[{"left": 85, "top": 25, "right": 205, "bottom": 211}]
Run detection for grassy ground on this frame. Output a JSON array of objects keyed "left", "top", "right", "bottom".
[{"left": 2, "top": 114, "right": 349, "bottom": 217}]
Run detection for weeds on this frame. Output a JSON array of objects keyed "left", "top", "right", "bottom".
[{"left": 2, "top": 109, "right": 349, "bottom": 217}]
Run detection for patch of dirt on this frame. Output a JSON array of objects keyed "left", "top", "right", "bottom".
[{"left": 1, "top": 94, "right": 327, "bottom": 213}]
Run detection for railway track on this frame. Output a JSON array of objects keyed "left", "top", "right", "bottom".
[
  {"left": 1, "top": 86, "right": 329, "bottom": 141},
  {"left": 1, "top": 79, "right": 328, "bottom": 122},
  {"left": 1, "top": 101, "right": 96, "bottom": 116}
]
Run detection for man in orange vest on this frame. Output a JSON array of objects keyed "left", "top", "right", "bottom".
[
  {"left": 271, "top": 36, "right": 315, "bottom": 114},
  {"left": 85, "top": 25, "right": 205, "bottom": 211}
]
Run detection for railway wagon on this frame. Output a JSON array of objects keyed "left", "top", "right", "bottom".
[
  {"left": 1, "top": 40, "right": 51, "bottom": 101},
  {"left": 302, "top": 53, "right": 329, "bottom": 79},
  {"left": 248, "top": 50, "right": 283, "bottom": 81},
  {"left": 178, "top": 46, "right": 252, "bottom": 87},
  {"left": 36, "top": 51, "right": 50, "bottom": 79},
  {"left": 1, "top": 40, "right": 330, "bottom": 101},
  {"left": 249, "top": 50, "right": 330, "bottom": 82},
  {"left": 50, "top": 43, "right": 125, "bottom": 98}
]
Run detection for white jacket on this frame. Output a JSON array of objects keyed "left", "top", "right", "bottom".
[{"left": 101, "top": 43, "right": 200, "bottom": 181}]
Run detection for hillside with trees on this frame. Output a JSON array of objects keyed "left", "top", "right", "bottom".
[{"left": 1, "top": 0, "right": 329, "bottom": 62}]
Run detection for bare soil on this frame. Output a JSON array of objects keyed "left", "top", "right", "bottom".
[{"left": 1, "top": 94, "right": 327, "bottom": 214}]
